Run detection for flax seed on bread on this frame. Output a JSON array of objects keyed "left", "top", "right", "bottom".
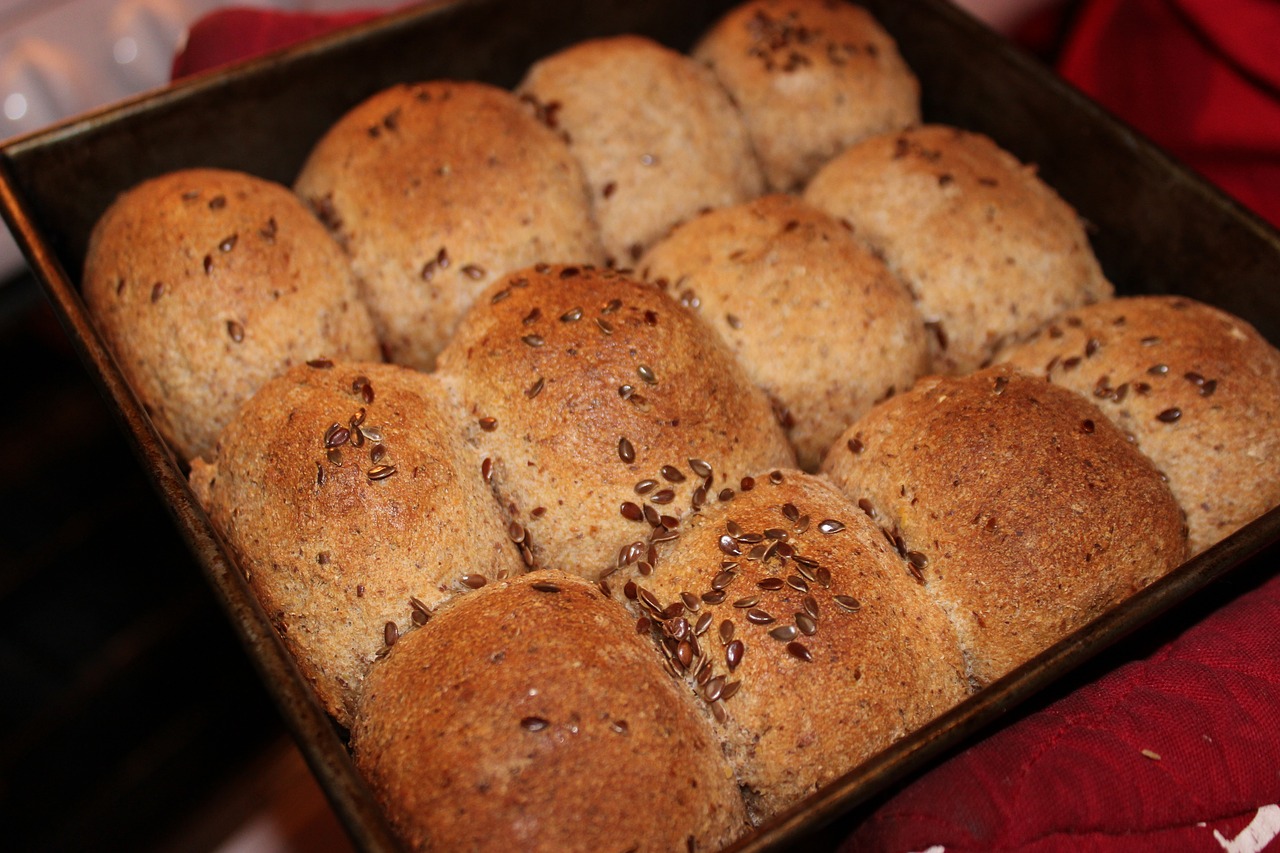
[
  {"left": 82, "top": 168, "right": 380, "bottom": 463},
  {"left": 821, "top": 365, "right": 1188, "bottom": 685},
  {"left": 190, "top": 361, "right": 522, "bottom": 726}
]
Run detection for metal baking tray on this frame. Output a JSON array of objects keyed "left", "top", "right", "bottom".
[{"left": 3, "top": 0, "right": 1278, "bottom": 850}]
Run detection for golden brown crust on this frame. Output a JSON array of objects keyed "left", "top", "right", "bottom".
[
  {"left": 639, "top": 194, "right": 928, "bottom": 470},
  {"left": 82, "top": 168, "right": 380, "bottom": 463},
  {"left": 996, "top": 295, "right": 1280, "bottom": 554},
  {"left": 189, "top": 361, "right": 522, "bottom": 726},
  {"left": 694, "top": 0, "right": 920, "bottom": 192},
  {"left": 804, "top": 125, "right": 1113, "bottom": 374},
  {"left": 620, "top": 470, "right": 967, "bottom": 823},
  {"left": 434, "top": 264, "right": 796, "bottom": 581},
  {"left": 821, "top": 365, "right": 1188, "bottom": 685},
  {"left": 516, "top": 35, "right": 765, "bottom": 266},
  {"left": 294, "top": 81, "right": 604, "bottom": 370},
  {"left": 352, "top": 570, "right": 749, "bottom": 852}
]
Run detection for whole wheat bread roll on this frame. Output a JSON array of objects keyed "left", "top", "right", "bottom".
[
  {"left": 190, "top": 361, "right": 523, "bottom": 726},
  {"left": 516, "top": 35, "right": 765, "bottom": 266},
  {"left": 620, "top": 470, "right": 967, "bottom": 823},
  {"left": 435, "top": 264, "right": 796, "bottom": 581},
  {"left": 352, "top": 570, "right": 749, "bottom": 852},
  {"left": 694, "top": 0, "right": 920, "bottom": 192},
  {"left": 82, "top": 168, "right": 380, "bottom": 463},
  {"left": 804, "top": 125, "right": 1113, "bottom": 374},
  {"left": 294, "top": 81, "right": 604, "bottom": 370},
  {"left": 996, "top": 295, "right": 1280, "bottom": 554},
  {"left": 821, "top": 365, "right": 1188, "bottom": 685},
  {"left": 639, "top": 194, "right": 928, "bottom": 469}
]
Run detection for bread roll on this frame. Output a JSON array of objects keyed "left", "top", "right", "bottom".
[
  {"left": 821, "top": 365, "right": 1188, "bottom": 685},
  {"left": 996, "top": 295, "right": 1280, "bottom": 554},
  {"left": 694, "top": 0, "right": 920, "bottom": 191},
  {"left": 516, "top": 35, "right": 765, "bottom": 265},
  {"left": 435, "top": 264, "right": 796, "bottom": 581},
  {"left": 804, "top": 125, "right": 1113, "bottom": 374},
  {"left": 82, "top": 168, "right": 380, "bottom": 462},
  {"left": 639, "top": 194, "right": 928, "bottom": 469},
  {"left": 190, "top": 361, "right": 522, "bottom": 725},
  {"left": 621, "top": 470, "right": 967, "bottom": 822},
  {"left": 294, "top": 81, "right": 604, "bottom": 370},
  {"left": 352, "top": 570, "right": 748, "bottom": 852}
]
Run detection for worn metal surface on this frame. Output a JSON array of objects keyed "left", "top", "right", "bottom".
[{"left": 2, "top": 1, "right": 1277, "bottom": 851}]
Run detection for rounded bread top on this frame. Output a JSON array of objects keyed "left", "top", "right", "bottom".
[
  {"left": 623, "top": 469, "right": 967, "bottom": 822},
  {"left": 804, "top": 124, "right": 1113, "bottom": 374},
  {"left": 435, "top": 263, "right": 796, "bottom": 581},
  {"left": 82, "top": 167, "right": 380, "bottom": 462},
  {"left": 996, "top": 295, "right": 1280, "bottom": 554},
  {"left": 189, "top": 360, "right": 522, "bottom": 725},
  {"left": 694, "top": 0, "right": 921, "bottom": 191},
  {"left": 294, "top": 80, "right": 604, "bottom": 370},
  {"left": 517, "top": 34, "right": 765, "bottom": 266},
  {"left": 821, "top": 364, "right": 1188, "bottom": 685},
  {"left": 639, "top": 193, "right": 928, "bottom": 469},
  {"left": 352, "top": 570, "right": 748, "bottom": 852}
]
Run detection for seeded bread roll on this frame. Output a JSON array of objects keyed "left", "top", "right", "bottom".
[
  {"left": 516, "top": 35, "right": 765, "bottom": 266},
  {"left": 189, "top": 361, "right": 523, "bottom": 726},
  {"left": 435, "top": 264, "right": 796, "bottom": 581},
  {"left": 294, "top": 81, "right": 604, "bottom": 370},
  {"left": 821, "top": 365, "right": 1188, "bottom": 686},
  {"left": 995, "top": 296, "right": 1280, "bottom": 555},
  {"left": 352, "top": 570, "right": 748, "bottom": 852},
  {"left": 694, "top": 0, "right": 920, "bottom": 192},
  {"left": 639, "top": 194, "right": 928, "bottom": 469},
  {"left": 621, "top": 470, "right": 967, "bottom": 823},
  {"left": 82, "top": 168, "right": 380, "bottom": 463},
  {"left": 804, "top": 125, "right": 1113, "bottom": 375}
]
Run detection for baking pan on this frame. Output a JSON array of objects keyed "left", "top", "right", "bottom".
[{"left": 2, "top": 0, "right": 1278, "bottom": 850}]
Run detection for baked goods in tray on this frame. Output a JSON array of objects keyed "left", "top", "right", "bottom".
[
  {"left": 995, "top": 295, "right": 1280, "bottom": 555},
  {"left": 82, "top": 167, "right": 381, "bottom": 463},
  {"left": 821, "top": 364, "right": 1189, "bottom": 685},
  {"left": 294, "top": 80, "right": 604, "bottom": 371},
  {"left": 617, "top": 469, "right": 968, "bottom": 822},
  {"left": 434, "top": 263, "right": 796, "bottom": 580},
  {"left": 76, "top": 0, "right": 1280, "bottom": 848},
  {"left": 189, "top": 361, "right": 523, "bottom": 726},
  {"left": 639, "top": 193, "right": 929, "bottom": 470},
  {"left": 516, "top": 35, "right": 765, "bottom": 266},
  {"left": 352, "top": 570, "right": 749, "bottom": 852},
  {"left": 694, "top": 0, "right": 921, "bottom": 192},
  {"left": 804, "top": 124, "right": 1114, "bottom": 375}
]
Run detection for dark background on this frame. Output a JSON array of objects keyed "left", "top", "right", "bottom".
[{"left": 0, "top": 269, "right": 297, "bottom": 852}]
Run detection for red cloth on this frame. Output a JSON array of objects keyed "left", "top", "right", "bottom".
[
  {"left": 1058, "top": 0, "right": 1280, "bottom": 228},
  {"left": 170, "top": 7, "right": 387, "bottom": 81},
  {"left": 843, "top": 569, "right": 1280, "bottom": 852}
]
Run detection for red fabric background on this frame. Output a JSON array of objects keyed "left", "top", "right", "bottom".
[{"left": 172, "top": 5, "right": 1280, "bottom": 851}]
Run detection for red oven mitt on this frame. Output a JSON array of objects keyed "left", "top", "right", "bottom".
[{"left": 171, "top": 6, "right": 1280, "bottom": 852}]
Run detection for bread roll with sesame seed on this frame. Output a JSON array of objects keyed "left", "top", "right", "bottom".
[
  {"left": 639, "top": 194, "right": 929, "bottom": 470},
  {"left": 294, "top": 81, "right": 604, "bottom": 371},
  {"left": 82, "top": 168, "right": 380, "bottom": 463},
  {"left": 189, "top": 361, "right": 523, "bottom": 727},
  {"left": 995, "top": 296, "right": 1280, "bottom": 554},
  {"left": 821, "top": 365, "right": 1188, "bottom": 686},
  {"left": 694, "top": 0, "right": 921, "bottom": 192},
  {"left": 434, "top": 264, "right": 796, "bottom": 581},
  {"left": 352, "top": 570, "right": 749, "bottom": 852},
  {"left": 804, "top": 125, "right": 1113, "bottom": 375},
  {"left": 621, "top": 470, "right": 967, "bottom": 823},
  {"left": 516, "top": 35, "right": 765, "bottom": 266}
]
